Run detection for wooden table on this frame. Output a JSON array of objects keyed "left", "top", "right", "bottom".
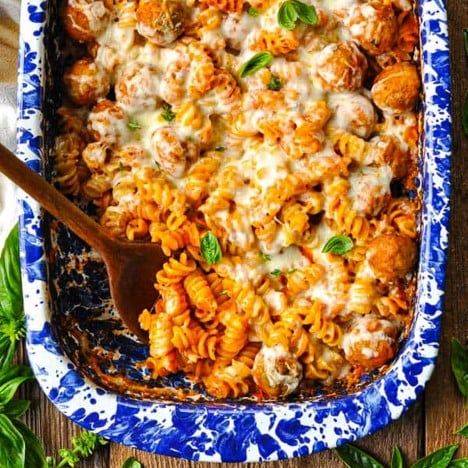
[{"left": 19, "top": 2, "right": 467, "bottom": 466}]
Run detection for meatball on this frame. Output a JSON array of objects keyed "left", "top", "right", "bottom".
[
  {"left": 252, "top": 345, "right": 302, "bottom": 398},
  {"left": 348, "top": 165, "right": 392, "bottom": 216},
  {"left": 87, "top": 99, "right": 129, "bottom": 145},
  {"left": 150, "top": 126, "right": 187, "bottom": 177},
  {"left": 328, "top": 93, "right": 377, "bottom": 139},
  {"left": 136, "top": 0, "right": 187, "bottom": 46},
  {"left": 371, "top": 62, "right": 420, "bottom": 113},
  {"left": 345, "top": 3, "right": 397, "bottom": 55},
  {"left": 367, "top": 233, "right": 417, "bottom": 282},
  {"left": 342, "top": 314, "right": 398, "bottom": 369},
  {"left": 64, "top": 58, "right": 110, "bottom": 106},
  {"left": 62, "top": 0, "right": 111, "bottom": 42},
  {"left": 315, "top": 41, "right": 368, "bottom": 92},
  {"left": 115, "top": 63, "right": 160, "bottom": 112}
]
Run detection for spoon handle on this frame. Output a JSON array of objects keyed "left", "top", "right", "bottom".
[{"left": 0, "top": 143, "right": 113, "bottom": 255}]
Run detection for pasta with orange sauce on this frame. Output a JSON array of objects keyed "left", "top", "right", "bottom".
[{"left": 56, "top": 0, "right": 421, "bottom": 399}]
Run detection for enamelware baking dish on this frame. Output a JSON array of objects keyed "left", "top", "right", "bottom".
[{"left": 16, "top": 0, "right": 451, "bottom": 462}]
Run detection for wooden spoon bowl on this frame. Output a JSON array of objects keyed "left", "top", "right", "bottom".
[{"left": 0, "top": 143, "right": 166, "bottom": 342}]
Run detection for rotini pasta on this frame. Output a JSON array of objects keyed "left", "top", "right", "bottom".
[{"left": 57, "top": 0, "right": 421, "bottom": 399}]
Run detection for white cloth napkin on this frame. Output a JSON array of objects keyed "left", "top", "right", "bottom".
[{"left": 0, "top": 0, "right": 19, "bottom": 249}]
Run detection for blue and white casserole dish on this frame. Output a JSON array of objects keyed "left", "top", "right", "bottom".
[{"left": 16, "top": 0, "right": 451, "bottom": 462}]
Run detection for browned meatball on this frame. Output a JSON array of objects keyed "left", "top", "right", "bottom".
[
  {"left": 343, "top": 315, "right": 398, "bottom": 369},
  {"left": 62, "top": 0, "right": 111, "bottom": 42},
  {"left": 368, "top": 233, "right": 417, "bottom": 282},
  {"left": 150, "top": 126, "right": 187, "bottom": 177},
  {"left": 64, "top": 58, "right": 110, "bottom": 106},
  {"left": 345, "top": 3, "right": 397, "bottom": 55},
  {"left": 136, "top": 0, "right": 187, "bottom": 46},
  {"left": 252, "top": 345, "right": 302, "bottom": 398},
  {"left": 115, "top": 63, "right": 159, "bottom": 112},
  {"left": 315, "top": 41, "right": 368, "bottom": 92},
  {"left": 87, "top": 99, "right": 129, "bottom": 145},
  {"left": 371, "top": 62, "right": 420, "bottom": 113}
]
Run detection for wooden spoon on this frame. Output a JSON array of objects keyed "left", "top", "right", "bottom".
[{"left": 0, "top": 143, "right": 166, "bottom": 343}]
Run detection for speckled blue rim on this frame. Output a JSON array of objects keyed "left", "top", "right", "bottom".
[{"left": 16, "top": 0, "right": 451, "bottom": 462}]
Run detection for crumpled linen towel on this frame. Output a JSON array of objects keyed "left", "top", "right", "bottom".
[{"left": 0, "top": 0, "right": 20, "bottom": 249}]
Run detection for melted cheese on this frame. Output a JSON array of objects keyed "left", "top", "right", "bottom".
[{"left": 57, "top": 0, "right": 421, "bottom": 398}]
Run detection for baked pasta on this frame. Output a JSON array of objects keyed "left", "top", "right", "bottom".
[{"left": 56, "top": 0, "right": 421, "bottom": 399}]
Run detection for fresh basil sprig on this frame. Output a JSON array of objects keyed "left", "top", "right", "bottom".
[
  {"left": 270, "top": 269, "right": 281, "bottom": 277},
  {"left": 122, "top": 457, "right": 142, "bottom": 468},
  {"left": 0, "top": 413, "right": 28, "bottom": 468},
  {"left": 451, "top": 338, "right": 468, "bottom": 397},
  {"left": 277, "top": 0, "right": 318, "bottom": 30},
  {"left": 410, "top": 444, "right": 459, "bottom": 468},
  {"left": 0, "top": 225, "right": 25, "bottom": 370},
  {"left": 239, "top": 52, "right": 273, "bottom": 78},
  {"left": 161, "top": 103, "right": 176, "bottom": 122},
  {"left": 260, "top": 252, "right": 271, "bottom": 262},
  {"left": 322, "top": 235, "right": 353, "bottom": 255},
  {"left": 46, "top": 431, "right": 108, "bottom": 468},
  {"left": 127, "top": 118, "right": 141, "bottom": 131},
  {"left": 335, "top": 444, "right": 384, "bottom": 468},
  {"left": 0, "top": 366, "right": 44, "bottom": 468},
  {"left": 247, "top": 6, "right": 259, "bottom": 16},
  {"left": 455, "top": 424, "right": 468, "bottom": 438},
  {"left": 200, "top": 232, "right": 222, "bottom": 264},
  {"left": 391, "top": 446, "right": 404, "bottom": 468},
  {"left": 267, "top": 75, "right": 282, "bottom": 91}
]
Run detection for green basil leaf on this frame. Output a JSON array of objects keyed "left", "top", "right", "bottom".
[
  {"left": 0, "top": 225, "right": 22, "bottom": 321},
  {"left": 0, "top": 365, "right": 33, "bottom": 387},
  {"left": 3, "top": 400, "right": 31, "bottom": 418},
  {"left": 161, "top": 103, "right": 176, "bottom": 122},
  {"left": 411, "top": 444, "right": 459, "bottom": 468},
  {"left": 0, "top": 336, "right": 17, "bottom": 370},
  {"left": 270, "top": 269, "right": 281, "bottom": 277},
  {"left": 127, "top": 119, "right": 141, "bottom": 131},
  {"left": 448, "top": 459, "right": 468, "bottom": 468},
  {"left": 15, "top": 420, "right": 47, "bottom": 468},
  {"left": 0, "top": 225, "right": 25, "bottom": 369},
  {"left": 335, "top": 444, "right": 384, "bottom": 468},
  {"left": 247, "top": 6, "right": 259, "bottom": 16},
  {"left": 322, "top": 235, "right": 354, "bottom": 255},
  {"left": 267, "top": 75, "right": 282, "bottom": 91},
  {"left": 260, "top": 252, "right": 271, "bottom": 262},
  {"left": 451, "top": 338, "right": 468, "bottom": 397},
  {"left": 278, "top": 0, "right": 317, "bottom": 30},
  {"left": 0, "top": 374, "right": 34, "bottom": 405},
  {"left": 0, "top": 414, "right": 25, "bottom": 468},
  {"left": 455, "top": 423, "right": 468, "bottom": 437},
  {"left": 277, "top": 1, "right": 297, "bottom": 30},
  {"left": 122, "top": 457, "right": 142, "bottom": 468},
  {"left": 215, "top": 146, "right": 226, "bottom": 152},
  {"left": 239, "top": 52, "right": 273, "bottom": 78},
  {"left": 200, "top": 232, "right": 222, "bottom": 264},
  {"left": 464, "top": 29, "right": 468, "bottom": 57},
  {"left": 391, "top": 446, "right": 404, "bottom": 468},
  {"left": 463, "top": 93, "right": 468, "bottom": 138},
  {"left": 291, "top": 0, "right": 318, "bottom": 25}
]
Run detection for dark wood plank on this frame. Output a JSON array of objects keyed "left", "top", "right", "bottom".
[{"left": 424, "top": 0, "right": 468, "bottom": 460}]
